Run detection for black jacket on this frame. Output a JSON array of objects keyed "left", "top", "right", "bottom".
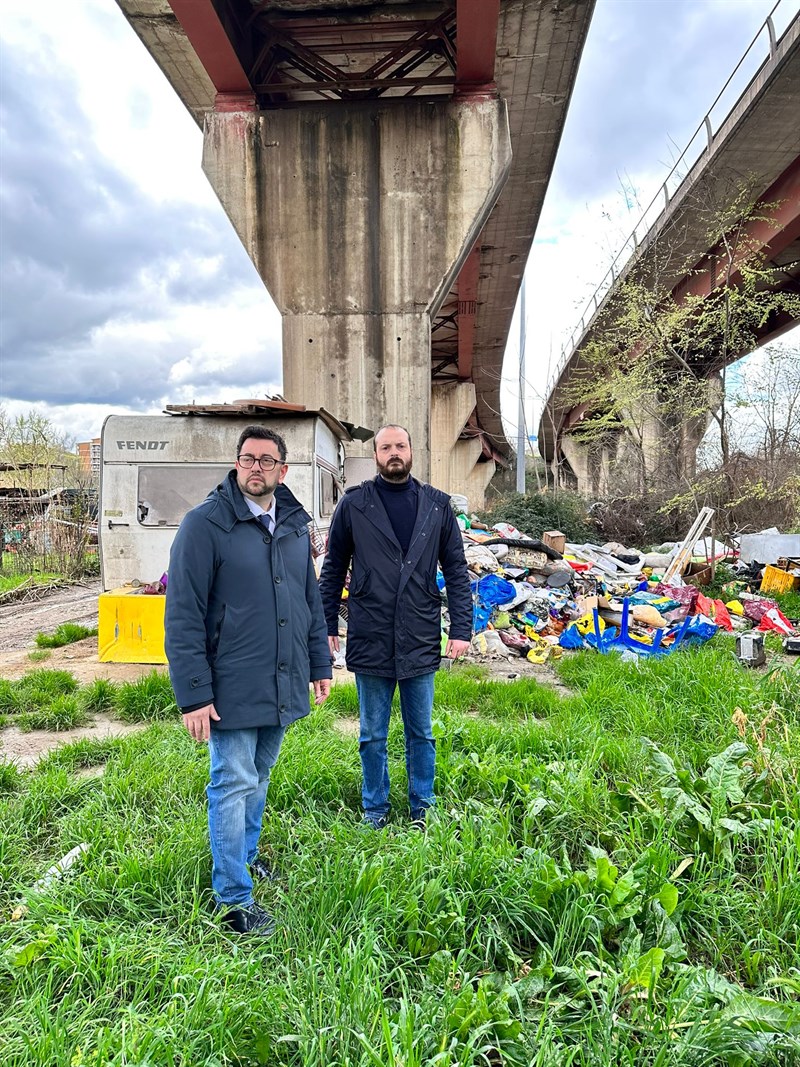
[
  {"left": 165, "top": 472, "right": 331, "bottom": 729},
  {"left": 319, "top": 477, "right": 472, "bottom": 679}
]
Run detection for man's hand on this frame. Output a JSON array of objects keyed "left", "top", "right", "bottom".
[
  {"left": 328, "top": 635, "right": 340, "bottom": 654},
  {"left": 182, "top": 703, "right": 220, "bottom": 742},
  {"left": 313, "top": 679, "right": 332, "bottom": 705},
  {"left": 444, "top": 639, "right": 470, "bottom": 660}
]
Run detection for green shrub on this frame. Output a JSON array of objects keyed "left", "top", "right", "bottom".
[
  {"left": 35, "top": 623, "right": 98, "bottom": 649},
  {"left": 479, "top": 490, "right": 595, "bottom": 543}
]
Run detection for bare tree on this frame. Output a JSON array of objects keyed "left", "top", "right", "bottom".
[{"left": 0, "top": 408, "right": 95, "bottom": 578}]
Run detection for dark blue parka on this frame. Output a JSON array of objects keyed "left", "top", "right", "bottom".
[
  {"left": 319, "top": 477, "right": 472, "bottom": 679},
  {"left": 165, "top": 472, "right": 331, "bottom": 730}
]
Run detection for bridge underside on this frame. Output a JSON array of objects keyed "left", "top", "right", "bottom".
[{"left": 116, "top": 0, "right": 595, "bottom": 503}]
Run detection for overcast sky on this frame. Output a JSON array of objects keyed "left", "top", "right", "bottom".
[{"left": 1, "top": 0, "right": 798, "bottom": 448}]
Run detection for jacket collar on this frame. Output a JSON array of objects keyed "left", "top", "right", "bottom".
[
  {"left": 349, "top": 476, "right": 408, "bottom": 548},
  {"left": 352, "top": 476, "right": 439, "bottom": 566},
  {"left": 211, "top": 471, "right": 311, "bottom": 532}
]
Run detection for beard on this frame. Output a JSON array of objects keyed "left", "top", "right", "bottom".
[
  {"left": 237, "top": 472, "right": 273, "bottom": 498},
  {"left": 376, "top": 455, "right": 412, "bottom": 482}
]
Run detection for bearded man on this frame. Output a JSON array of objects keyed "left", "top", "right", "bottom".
[{"left": 319, "top": 424, "right": 472, "bottom": 829}]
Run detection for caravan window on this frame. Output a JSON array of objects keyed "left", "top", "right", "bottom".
[
  {"left": 137, "top": 466, "right": 228, "bottom": 527},
  {"left": 319, "top": 469, "right": 342, "bottom": 517}
]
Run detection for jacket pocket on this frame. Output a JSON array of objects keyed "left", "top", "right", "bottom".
[
  {"left": 349, "top": 570, "right": 371, "bottom": 598},
  {"left": 208, "top": 605, "right": 227, "bottom": 661}
]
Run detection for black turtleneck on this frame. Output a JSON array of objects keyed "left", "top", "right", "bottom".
[{"left": 375, "top": 476, "right": 418, "bottom": 556}]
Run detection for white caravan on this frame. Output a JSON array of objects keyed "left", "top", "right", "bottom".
[{"left": 99, "top": 403, "right": 363, "bottom": 592}]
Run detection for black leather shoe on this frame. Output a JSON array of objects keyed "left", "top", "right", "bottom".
[
  {"left": 249, "top": 855, "right": 279, "bottom": 883},
  {"left": 219, "top": 902, "right": 276, "bottom": 937}
]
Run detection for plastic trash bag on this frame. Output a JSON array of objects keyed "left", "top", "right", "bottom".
[
  {"left": 757, "top": 607, "right": 794, "bottom": 635},
  {"left": 475, "top": 574, "right": 517, "bottom": 607},
  {"left": 559, "top": 625, "right": 585, "bottom": 649}
]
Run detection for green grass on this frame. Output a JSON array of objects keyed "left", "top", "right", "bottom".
[
  {"left": 26, "top": 650, "right": 51, "bottom": 663},
  {"left": 0, "top": 649, "right": 798, "bottom": 1065},
  {"left": 78, "top": 678, "right": 119, "bottom": 715},
  {"left": 0, "top": 570, "right": 62, "bottom": 598},
  {"left": 34, "top": 623, "right": 98, "bottom": 649},
  {"left": 115, "top": 671, "right": 177, "bottom": 723},
  {"left": 772, "top": 587, "right": 800, "bottom": 621},
  {"left": 16, "top": 695, "right": 88, "bottom": 733}
]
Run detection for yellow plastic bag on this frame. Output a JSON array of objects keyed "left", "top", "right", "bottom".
[{"left": 575, "top": 612, "right": 603, "bottom": 636}]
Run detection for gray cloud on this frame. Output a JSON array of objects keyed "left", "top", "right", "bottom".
[{"left": 0, "top": 40, "right": 278, "bottom": 412}]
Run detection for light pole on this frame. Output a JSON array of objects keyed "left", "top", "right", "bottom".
[{"left": 516, "top": 275, "right": 527, "bottom": 494}]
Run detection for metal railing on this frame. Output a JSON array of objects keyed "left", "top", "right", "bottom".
[{"left": 542, "top": 0, "right": 799, "bottom": 404}]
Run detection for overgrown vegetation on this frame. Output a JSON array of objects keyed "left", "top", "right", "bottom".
[
  {"left": 0, "top": 570, "right": 64, "bottom": 601},
  {"left": 0, "top": 650, "right": 798, "bottom": 1065},
  {"left": 478, "top": 489, "right": 595, "bottom": 543},
  {"left": 0, "top": 408, "right": 97, "bottom": 581}
]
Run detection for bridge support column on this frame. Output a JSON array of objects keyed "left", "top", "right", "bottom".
[
  {"left": 431, "top": 381, "right": 494, "bottom": 506},
  {"left": 559, "top": 434, "right": 621, "bottom": 496},
  {"left": 202, "top": 100, "right": 511, "bottom": 481},
  {"left": 559, "top": 372, "right": 723, "bottom": 495}
]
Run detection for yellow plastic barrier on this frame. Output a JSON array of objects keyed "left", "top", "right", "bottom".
[{"left": 98, "top": 588, "right": 167, "bottom": 664}]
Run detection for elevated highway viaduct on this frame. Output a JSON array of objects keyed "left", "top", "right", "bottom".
[
  {"left": 538, "top": 6, "right": 800, "bottom": 496},
  {"left": 115, "top": 0, "right": 595, "bottom": 504}
]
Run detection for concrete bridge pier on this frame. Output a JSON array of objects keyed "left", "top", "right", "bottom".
[
  {"left": 202, "top": 98, "right": 511, "bottom": 484},
  {"left": 558, "top": 372, "right": 723, "bottom": 495},
  {"left": 430, "top": 381, "right": 494, "bottom": 509}
]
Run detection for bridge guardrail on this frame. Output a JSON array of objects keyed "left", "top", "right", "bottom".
[{"left": 543, "top": 0, "right": 798, "bottom": 405}]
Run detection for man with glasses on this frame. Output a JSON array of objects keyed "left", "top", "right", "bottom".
[{"left": 165, "top": 425, "right": 332, "bottom": 937}]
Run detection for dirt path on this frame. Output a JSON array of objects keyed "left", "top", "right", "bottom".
[
  {"left": 0, "top": 714, "right": 148, "bottom": 769},
  {"left": 0, "top": 580, "right": 101, "bottom": 652}
]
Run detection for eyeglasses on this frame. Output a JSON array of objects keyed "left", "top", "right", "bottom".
[{"left": 237, "top": 454, "right": 281, "bottom": 470}]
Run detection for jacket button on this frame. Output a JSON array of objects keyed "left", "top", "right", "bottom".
[
  {"left": 263, "top": 537, "right": 270, "bottom": 544},
  {"left": 279, "top": 618, "right": 286, "bottom": 626},
  {"left": 279, "top": 662, "right": 286, "bottom": 670},
  {"left": 275, "top": 576, "right": 282, "bottom": 583},
  {"left": 279, "top": 704, "right": 286, "bottom": 712}
]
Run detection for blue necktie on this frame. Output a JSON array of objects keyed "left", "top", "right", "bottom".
[{"left": 258, "top": 513, "right": 273, "bottom": 536}]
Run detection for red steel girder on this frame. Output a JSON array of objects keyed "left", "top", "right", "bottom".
[
  {"left": 456, "top": 243, "right": 481, "bottom": 380},
  {"left": 167, "top": 0, "right": 253, "bottom": 97},
  {"left": 251, "top": 11, "right": 455, "bottom": 101},
  {"left": 456, "top": 0, "right": 500, "bottom": 92},
  {"left": 673, "top": 154, "right": 800, "bottom": 302}
]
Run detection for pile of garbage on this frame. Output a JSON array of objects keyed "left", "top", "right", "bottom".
[{"left": 444, "top": 511, "right": 800, "bottom": 667}]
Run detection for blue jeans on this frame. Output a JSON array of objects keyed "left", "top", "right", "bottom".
[
  {"left": 355, "top": 672, "right": 436, "bottom": 821},
  {"left": 207, "top": 725, "right": 286, "bottom": 906}
]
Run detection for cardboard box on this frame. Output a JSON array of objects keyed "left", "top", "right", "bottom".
[{"left": 542, "top": 530, "right": 566, "bottom": 555}]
